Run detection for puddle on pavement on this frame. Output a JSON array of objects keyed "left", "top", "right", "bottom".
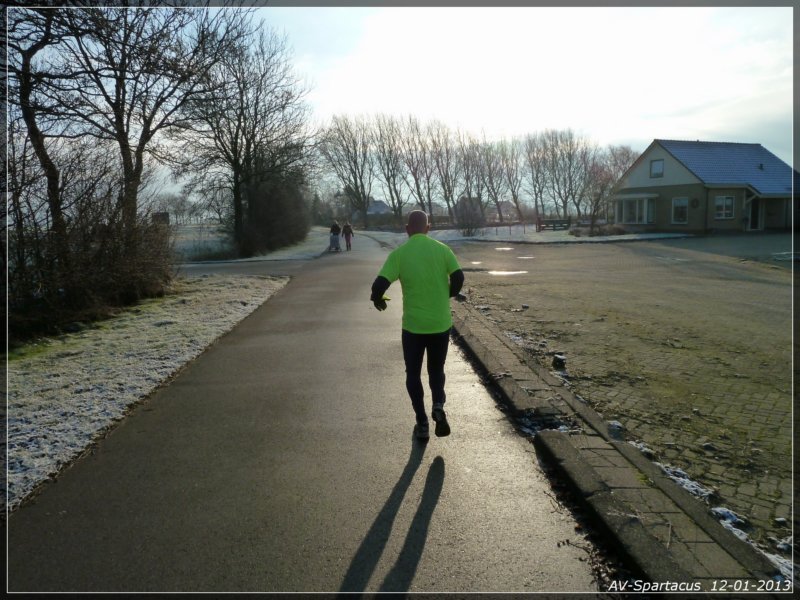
[{"left": 488, "top": 270, "right": 528, "bottom": 276}]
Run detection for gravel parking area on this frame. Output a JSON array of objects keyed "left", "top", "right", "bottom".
[{"left": 450, "top": 233, "right": 792, "bottom": 556}]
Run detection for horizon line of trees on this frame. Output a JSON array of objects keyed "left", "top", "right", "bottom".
[{"left": 316, "top": 114, "right": 639, "bottom": 232}]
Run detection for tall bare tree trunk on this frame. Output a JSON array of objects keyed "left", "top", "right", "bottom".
[{"left": 16, "top": 14, "right": 71, "bottom": 292}]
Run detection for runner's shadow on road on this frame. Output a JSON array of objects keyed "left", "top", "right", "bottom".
[
  {"left": 338, "top": 441, "right": 445, "bottom": 594},
  {"left": 378, "top": 455, "right": 445, "bottom": 593}
]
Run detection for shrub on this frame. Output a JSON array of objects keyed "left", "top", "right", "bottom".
[{"left": 8, "top": 205, "right": 174, "bottom": 345}]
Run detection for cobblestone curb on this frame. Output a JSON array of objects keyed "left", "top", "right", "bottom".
[{"left": 451, "top": 301, "right": 785, "bottom": 592}]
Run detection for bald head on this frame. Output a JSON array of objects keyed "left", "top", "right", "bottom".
[{"left": 406, "top": 210, "right": 430, "bottom": 236}]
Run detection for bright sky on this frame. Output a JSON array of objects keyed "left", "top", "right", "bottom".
[{"left": 258, "top": 6, "right": 794, "bottom": 165}]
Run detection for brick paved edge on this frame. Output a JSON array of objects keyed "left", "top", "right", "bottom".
[{"left": 450, "top": 301, "right": 783, "bottom": 589}]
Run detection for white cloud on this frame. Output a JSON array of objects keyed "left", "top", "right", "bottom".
[{"left": 259, "top": 6, "right": 793, "bottom": 163}]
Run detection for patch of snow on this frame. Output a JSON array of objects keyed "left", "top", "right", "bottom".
[
  {"left": 654, "top": 462, "right": 716, "bottom": 500},
  {"left": 654, "top": 467, "right": 794, "bottom": 582},
  {"left": 712, "top": 508, "right": 795, "bottom": 582},
  {"left": 628, "top": 440, "right": 656, "bottom": 459},
  {"left": 5, "top": 275, "right": 288, "bottom": 511},
  {"left": 711, "top": 506, "right": 747, "bottom": 527}
]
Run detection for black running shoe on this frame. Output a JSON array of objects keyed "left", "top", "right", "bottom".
[
  {"left": 414, "top": 422, "right": 430, "bottom": 441},
  {"left": 432, "top": 406, "right": 450, "bottom": 437}
]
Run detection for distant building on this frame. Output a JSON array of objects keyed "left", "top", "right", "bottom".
[
  {"left": 612, "top": 139, "right": 797, "bottom": 233},
  {"left": 350, "top": 198, "right": 394, "bottom": 223},
  {"left": 366, "top": 199, "right": 393, "bottom": 215}
]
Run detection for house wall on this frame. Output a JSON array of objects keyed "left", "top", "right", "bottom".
[
  {"left": 617, "top": 188, "right": 791, "bottom": 232},
  {"left": 616, "top": 183, "right": 708, "bottom": 232},
  {"left": 620, "top": 145, "right": 702, "bottom": 189},
  {"left": 763, "top": 198, "right": 791, "bottom": 229},
  {"left": 663, "top": 184, "right": 708, "bottom": 232},
  {"left": 705, "top": 191, "right": 792, "bottom": 231},
  {"left": 704, "top": 187, "right": 746, "bottom": 232}
]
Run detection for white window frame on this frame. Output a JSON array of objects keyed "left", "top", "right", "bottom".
[
  {"left": 672, "top": 197, "right": 689, "bottom": 224},
  {"left": 714, "top": 196, "right": 735, "bottom": 220},
  {"left": 650, "top": 159, "right": 664, "bottom": 178}
]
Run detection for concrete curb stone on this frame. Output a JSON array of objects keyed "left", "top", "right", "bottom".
[{"left": 451, "top": 301, "right": 785, "bottom": 593}]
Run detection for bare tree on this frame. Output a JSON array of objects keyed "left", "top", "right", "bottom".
[
  {"left": 578, "top": 144, "right": 640, "bottom": 230},
  {"left": 401, "top": 116, "right": 438, "bottom": 223},
  {"left": 498, "top": 137, "right": 526, "bottom": 222},
  {"left": 428, "top": 120, "right": 462, "bottom": 223},
  {"left": 319, "top": 115, "right": 375, "bottom": 228},
  {"left": 176, "top": 24, "right": 313, "bottom": 251},
  {"left": 542, "top": 129, "right": 595, "bottom": 219},
  {"left": 479, "top": 137, "right": 509, "bottom": 223},
  {"left": 523, "top": 132, "right": 550, "bottom": 221},
  {"left": 7, "top": 114, "right": 49, "bottom": 301},
  {"left": 372, "top": 114, "right": 410, "bottom": 225},
  {"left": 27, "top": 6, "right": 248, "bottom": 240},
  {"left": 604, "top": 144, "right": 640, "bottom": 221},
  {"left": 574, "top": 142, "right": 599, "bottom": 220},
  {"left": 201, "top": 183, "right": 233, "bottom": 225},
  {"left": 8, "top": 9, "right": 71, "bottom": 279},
  {"left": 457, "top": 130, "right": 488, "bottom": 222}
]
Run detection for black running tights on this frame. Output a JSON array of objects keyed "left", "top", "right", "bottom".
[{"left": 401, "top": 329, "right": 450, "bottom": 425}]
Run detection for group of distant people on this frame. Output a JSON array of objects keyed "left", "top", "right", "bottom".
[{"left": 329, "top": 220, "right": 354, "bottom": 252}]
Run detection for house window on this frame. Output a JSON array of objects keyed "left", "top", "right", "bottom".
[
  {"left": 620, "top": 198, "right": 656, "bottom": 224},
  {"left": 672, "top": 197, "right": 689, "bottom": 224},
  {"left": 650, "top": 159, "right": 664, "bottom": 178},
  {"left": 714, "top": 196, "right": 735, "bottom": 219}
]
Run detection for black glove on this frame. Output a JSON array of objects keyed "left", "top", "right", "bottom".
[{"left": 373, "top": 295, "right": 389, "bottom": 311}]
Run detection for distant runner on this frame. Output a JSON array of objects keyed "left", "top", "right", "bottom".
[{"left": 370, "top": 210, "right": 465, "bottom": 440}]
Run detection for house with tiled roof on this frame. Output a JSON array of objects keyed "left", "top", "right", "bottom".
[{"left": 612, "top": 140, "right": 796, "bottom": 233}]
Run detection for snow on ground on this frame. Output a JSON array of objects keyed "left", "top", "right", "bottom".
[
  {"left": 5, "top": 227, "right": 345, "bottom": 513},
  {"left": 5, "top": 274, "right": 288, "bottom": 512}
]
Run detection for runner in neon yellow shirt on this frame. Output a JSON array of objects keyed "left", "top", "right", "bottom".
[{"left": 371, "top": 210, "right": 465, "bottom": 440}]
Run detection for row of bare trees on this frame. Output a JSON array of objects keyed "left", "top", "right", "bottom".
[
  {"left": 6, "top": 5, "right": 314, "bottom": 340},
  {"left": 318, "top": 115, "right": 638, "bottom": 230}
]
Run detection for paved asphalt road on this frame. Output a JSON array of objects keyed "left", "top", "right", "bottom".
[{"left": 8, "top": 235, "right": 596, "bottom": 593}]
